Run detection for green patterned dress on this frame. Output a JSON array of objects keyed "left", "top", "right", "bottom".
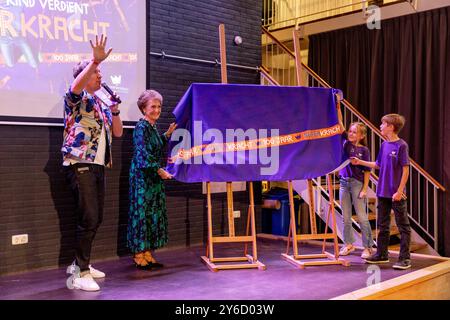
[{"left": 127, "top": 119, "right": 169, "bottom": 253}]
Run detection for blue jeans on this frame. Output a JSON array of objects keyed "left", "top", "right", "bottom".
[{"left": 339, "top": 177, "right": 374, "bottom": 248}]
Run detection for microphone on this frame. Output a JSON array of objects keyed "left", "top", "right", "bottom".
[{"left": 101, "top": 82, "right": 122, "bottom": 104}]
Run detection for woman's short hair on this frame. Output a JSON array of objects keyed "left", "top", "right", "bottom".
[
  {"left": 72, "top": 60, "right": 91, "bottom": 79},
  {"left": 137, "top": 90, "right": 163, "bottom": 115}
]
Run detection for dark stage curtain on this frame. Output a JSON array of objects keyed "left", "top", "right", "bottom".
[{"left": 308, "top": 6, "right": 450, "bottom": 256}]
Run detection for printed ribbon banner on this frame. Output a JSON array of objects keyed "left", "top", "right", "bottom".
[{"left": 166, "top": 83, "right": 346, "bottom": 182}]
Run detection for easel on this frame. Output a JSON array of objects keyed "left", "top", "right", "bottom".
[
  {"left": 281, "top": 29, "right": 349, "bottom": 269},
  {"left": 282, "top": 178, "right": 350, "bottom": 268},
  {"left": 200, "top": 24, "right": 266, "bottom": 272}
]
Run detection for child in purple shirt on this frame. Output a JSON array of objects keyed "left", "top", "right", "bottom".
[
  {"left": 338, "top": 122, "right": 374, "bottom": 259},
  {"left": 351, "top": 114, "right": 411, "bottom": 270}
]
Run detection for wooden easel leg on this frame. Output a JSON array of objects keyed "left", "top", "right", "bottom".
[
  {"left": 227, "top": 182, "right": 235, "bottom": 237},
  {"left": 286, "top": 221, "right": 291, "bottom": 255},
  {"left": 328, "top": 175, "right": 340, "bottom": 259},
  {"left": 322, "top": 179, "right": 332, "bottom": 254},
  {"left": 244, "top": 205, "right": 251, "bottom": 256},
  {"left": 249, "top": 182, "right": 258, "bottom": 261},
  {"left": 207, "top": 182, "right": 214, "bottom": 260},
  {"left": 288, "top": 181, "right": 298, "bottom": 257},
  {"left": 307, "top": 179, "right": 317, "bottom": 234}
]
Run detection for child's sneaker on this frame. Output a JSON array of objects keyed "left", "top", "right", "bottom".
[
  {"left": 393, "top": 259, "right": 411, "bottom": 270},
  {"left": 361, "top": 248, "right": 373, "bottom": 259},
  {"left": 67, "top": 261, "right": 79, "bottom": 275},
  {"left": 339, "top": 245, "right": 355, "bottom": 256},
  {"left": 364, "top": 254, "right": 389, "bottom": 264},
  {"left": 89, "top": 265, "right": 106, "bottom": 279},
  {"left": 67, "top": 261, "right": 105, "bottom": 279},
  {"left": 72, "top": 273, "right": 100, "bottom": 291}
]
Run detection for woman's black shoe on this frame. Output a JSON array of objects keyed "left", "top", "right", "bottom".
[
  {"left": 149, "top": 262, "right": 164, "bottom": 269},
  {"left": 134, "top": 263, "right": 153, "bottom": 270}
]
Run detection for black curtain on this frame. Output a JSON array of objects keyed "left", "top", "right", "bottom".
[{"left": 308, "top": 6, "right": 450, "bottom": 256}]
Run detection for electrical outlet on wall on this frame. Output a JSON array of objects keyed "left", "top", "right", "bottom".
[
  {"left": 12, "top": 234, "right": 28, "bottom": 245},
  {"left": 233, "top": 211, "right": 241, "bottom": 218}
]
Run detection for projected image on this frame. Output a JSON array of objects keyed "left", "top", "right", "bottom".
[{"left": 0, "top": 0, "right": 146, "bottom": 121}]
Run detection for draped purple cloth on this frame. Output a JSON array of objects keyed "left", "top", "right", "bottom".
[{"left": 166, "top": 83, "right": 346, "bottom": 182}]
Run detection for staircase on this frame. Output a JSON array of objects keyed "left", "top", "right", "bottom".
[{"left": 260, "top": 26, "right": 446, "bottom": 255}]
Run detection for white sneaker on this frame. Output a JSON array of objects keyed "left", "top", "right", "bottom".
[
  {"left": 361, "top": 248, "right": 373, "bottom": 259},
  {"left": 72, "top": 273, "right": 100, "bottom": 292},
  {"left": 67, "top": 261, "right": 78, "bottom": 275},
  {"left": 89, "top": 265, "right": 106, "bottom": 279},
  {"left": 339, "top": 245, "right": 355, "bottom": 256}
]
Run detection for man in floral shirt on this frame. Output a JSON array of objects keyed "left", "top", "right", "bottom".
[{"left": 62, "top": 35, "right": 123, "bottom": 292}]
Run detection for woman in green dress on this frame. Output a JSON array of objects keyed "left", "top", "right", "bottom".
[{"left": 127, "top": 89, "right": 177, "bottom": 269}]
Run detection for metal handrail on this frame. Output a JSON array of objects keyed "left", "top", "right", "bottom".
[
  {"left": 338, "top": 98, "right": 446, "bottom": 191},
  {"left": 263, "top": 0, "right": 411, "bottom": 31},
  {"left": 261, "top": 26, "right": 446, "bottom": 251},
  {"left": 261, "top": 68, "right": 440, "bottom": 249},
  {"left": 259, "top": 66, "right": 279, "bottom": 86},
  {"left": 262, "top": 26, "right": 295, "bottom": 59},
  {"left": 263, "top": 0, "right": 368, "bottom": 28},
  {"left": 262, "top": 26, "right": 445, "bottom": 191}
]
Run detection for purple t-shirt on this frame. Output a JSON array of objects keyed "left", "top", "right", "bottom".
[
  {"left": 339, "top": 140, "right": 370, "bottom": 182},
  {"left": 376, "top": 139, "right": 410, "bottom": 198}
]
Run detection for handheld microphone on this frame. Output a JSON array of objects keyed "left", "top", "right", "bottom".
[{"left": 101, "top": 82, "right": 122, "bottom": 104}]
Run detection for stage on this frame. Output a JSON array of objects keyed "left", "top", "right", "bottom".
[{"left": 0, "top": 237, "right": 447, "bottom": 300}]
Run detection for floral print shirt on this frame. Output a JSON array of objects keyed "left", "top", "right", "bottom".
[{"left": 61, "top": 89, "right": 113, "bottom": 167}]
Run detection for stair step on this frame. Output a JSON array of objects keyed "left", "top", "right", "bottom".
[
  {"left": 322, "top": 183, "right": 340, "bottom": 191},
  {"left": 352, "top": 212, "right": 377, "bottom": 222},
  {"left": 372, "top": 225, "right": 400, "bottom": 238},
  {"left": 388, "top": 241, "right": 429, "bottom": 253},
  {"left": 391, "top": 226, "right": 400, "bottom": 236},
  {"left": 296, "top": 182, "right": 432, "bottom": 254}
]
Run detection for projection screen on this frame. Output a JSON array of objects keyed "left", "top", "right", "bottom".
[{"left": 0, "top": 0, "right": 146, "bottom": 123}]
